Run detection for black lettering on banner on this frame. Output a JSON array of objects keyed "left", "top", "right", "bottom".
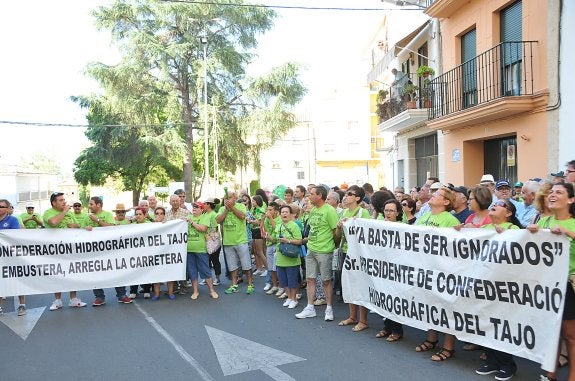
[
  {"left": 423, "top": 234, "right": 448, "bottom": 256},
  {"left": 147, "top": 234, "right": 165, "bottom": 246},
  {"left": 2, "top": 264, "right": 65, "bottom": 278},
  {"left": 167, "top": 232, "right": 187, "bottom": 244},
  {"left": 453, "top": 311, "right": 486, "bottom": 336},
  {"left": 490, "top": 317, "right": 535, "bottom": 349},
  {"left": 357, "top": 226, "right": 365, "bottom": 244},
  {"left": 344, "top": 255, "right": 353, "bottom": 270},
  {"left": 404, "top": 231, "right": 420, "bottom": 252}
]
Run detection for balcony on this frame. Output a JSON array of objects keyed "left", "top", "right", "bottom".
[
  {"left": 427, "top": 41, "right": 548, "bottom": 131},
  {"left": 375, "top": 76, "right": 432, "bottom": 133}
]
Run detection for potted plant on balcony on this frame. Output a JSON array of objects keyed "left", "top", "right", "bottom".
[
  {"left": 416, "top": 65, "right": 435, "bottom": 78},
  {"left": 402, "top": 83, "right": 418, "bottom": 109}
]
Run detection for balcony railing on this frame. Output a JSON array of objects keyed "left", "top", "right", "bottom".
[
  {"left": 376, "top": 73, "right": 431, "bottom": 123},
  {"left": 428, "top": 41, "right": 537, "bottom": 120}
]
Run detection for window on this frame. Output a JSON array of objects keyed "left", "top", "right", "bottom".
[
  {"left": 414, "top": 134, "right": 438, "bottom": 186},
  {"left": 461, "top": 28, "right": 477, "bottom": 108},
  {"left": 501, "top": 1, "right": 522, "bottom": 96},
  {"left": 323, "top": 144, "right": 335, "bottom": 153},
  {"left": 272, "top": 162, "right": 281, "bottom": 169},
  {"left": 293, "top": 160, "right": 302, "bottom": 168},
  {"left": 297, "top": 171, "right": 305, "bottom": 180}
]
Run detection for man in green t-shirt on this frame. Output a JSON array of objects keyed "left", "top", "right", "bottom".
[
  {"left": 87, "top": 196, "right": 133, "bottom": 307},
  {"left": 295, "top": 186, "right": 339, "bottom": 321},
  {"left": 20, "top": 202, "right": 44, "bottom": 229},
  {"left": 216, "top": 190, "right": 253, "bottom": 295},
  {"left": 43, "top": 192, "right": 87, "bottom": 311},
  {"left": 72, "top": 201, "right": 91, "bottom": 228}
]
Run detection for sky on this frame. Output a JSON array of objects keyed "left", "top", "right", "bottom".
[{"left": 0, "top": 0, "right": 408, "bottom": 175}]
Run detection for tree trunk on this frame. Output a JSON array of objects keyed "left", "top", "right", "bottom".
[
  {"left": 180, "top": 66, "right": 194, "bottom": 203},
  {"left": 132, "top": 190, "right": 141, "bottom": 208}
]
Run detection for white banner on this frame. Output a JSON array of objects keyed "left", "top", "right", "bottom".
[
  {"left": 0, "top": 220, "right": 187, "bottom": 296},
  {"left": 342, "top": 219, "right": 569, "bottom": 371}
]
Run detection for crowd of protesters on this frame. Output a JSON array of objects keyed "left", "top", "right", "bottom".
[{"left": 3, "top": 161, "right": 575, "bottom": 381}]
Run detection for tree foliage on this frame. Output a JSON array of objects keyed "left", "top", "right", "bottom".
[{"left": 75, "top": 0, "right": 306, "bottom": 200}]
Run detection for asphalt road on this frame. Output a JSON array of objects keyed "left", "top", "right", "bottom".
[{"left": 0, "top": 274, "right": 562, "bottom": 381}]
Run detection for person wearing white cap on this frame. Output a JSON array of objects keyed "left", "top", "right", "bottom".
[
  {"left": 479, "top": 174, "right": 497, "bottom": 204},
  {"left": 19, "top": 202, "right": 44, "bottom": 229}
]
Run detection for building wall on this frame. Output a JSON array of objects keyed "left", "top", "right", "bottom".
[{"left": 434, "top": 0, "right": 556, "bottom": 185}]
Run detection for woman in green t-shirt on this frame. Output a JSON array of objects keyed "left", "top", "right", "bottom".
[
  {"left": 415, "top": 187, "right": 459, "bottom": 361},
  {"left": 528, "top": 182, "right": 575, "bottom": 381},
  {"left": 275, "top": 205, "right": 302, "bottom": 309}
]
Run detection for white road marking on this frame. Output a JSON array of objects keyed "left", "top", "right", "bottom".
[
  {"left": 0, "top": 306, "right": 46, "bottom": 340},
  {"left": 205, "top": 325, "right": 305, "bottom": 380},
  {"left": 133, "top": 302, "right": 215, "bottom": 381}
]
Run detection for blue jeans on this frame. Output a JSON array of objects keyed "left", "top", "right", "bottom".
[{"left": 93, "top": 287, "right": 127, "bottom": 300}]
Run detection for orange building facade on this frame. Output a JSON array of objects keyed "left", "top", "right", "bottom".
[{"left": 426, "top": 0, "right": 560, "bottom": 186}]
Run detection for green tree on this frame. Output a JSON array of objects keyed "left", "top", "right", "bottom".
[
  {"left": 86, "top": 0, "right": 305, "bottom": 199},
  {"left": 72, "top": 95, "right": 185, "bottom": 206}
]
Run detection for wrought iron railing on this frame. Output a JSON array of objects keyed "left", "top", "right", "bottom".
[{"left": 428, "top": 41, "right": 537, "bottom": 120}]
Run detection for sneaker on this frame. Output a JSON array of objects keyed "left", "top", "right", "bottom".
[
  {"left": 295, "top": 305, "right": 316, "bottom": 319},
  {"left": 288, "top": 300, "right": 299, "bottom": 309},
  {"left": 143, "top": 293, "right": 151, "bottom": 299},
  {"left": 69, "top": 298, "right": 87, "bottom": 308},
  {"left": 253, "top": 269, "right": 261, "bottom": 276},
  {"left": 49, "top": 299, "right": 63, "bottom": 311},
  {"left": 283, "top": 299, "right": 291, "bottom": 307},
  {"left": 494, "top": 369, "right": 515, "bottom": 381},
  {"left": 263, "top": 283, "right": 272, "bottom": 291},
  {"left": 17, "top": 305, "right": 26, "bottom": 316},
  {"left": 129, "top": 293, "right": 137, "bottom": 299},
  {"left": 259, "top": 270, "right": 268, "bottom": 277},
  {"left": 267, "top": 286, "right": 278, "bottom": 295},
  {"left": 314, "top": 298, "right": 327, "bottom": 306},
  {"left": 225, "top": 285, "right": 239, "bottom": 294},
  {"left": 199, "top": 279, "right": 206, "bottom": 285},
  {"left": 0, "top": 305, "right": 3, "bottom": 315},
  {"left": 246, "top": 284, "right": 255, "bottom": 294},
  {"left": 475, "top": 364, "right": 499, "bottom": 375},
  {"left": 213, "top": 279, "right": 220, "bottom": 286},
  {"left": 278, "top": 292, "right": 288, "bottom": 299},
  {"left": 168, "top": 294, "right": 176, "bottom": 300},
  {"left": 275, "top": 288, "right": 285, "bottom": 296},
  {"left": 151, "top": 295, "right": 159, "bottom": 301},
  {"left": 324, "top": 306, "right": 334, "bottom": 321},
  {"left": 92, "top": 298, "right": 106, "bottom": 307},
  {"left": 296, "top": 293, "right": 302, "bottom": 300},
  {"left": 117, "top": 296, "right": 132, "bottom": 304}
]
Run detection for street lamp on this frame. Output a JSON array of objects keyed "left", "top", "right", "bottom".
[{"left": 200, "top": 35, "right": 210, "bottom": 191}]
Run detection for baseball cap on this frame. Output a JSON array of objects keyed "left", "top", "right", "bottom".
[
  {"left": 50, "top": 192, "right": 64, "bottom": 203},
  {"left": 551, "top": 170, "right": 565, "bottom": 178},
  {"left": 452, "top": 186, "right": 469, "bottom": 199},
  {"left": 514, "top": 182, "right": 524, "bottom": 187},
  {"left": 480, "top": 174, "right": 495, "bottom": 184},
  {"left": 429, "top": 182, "right": 442, "bottom": 190},
  {"left": 25, "top": 202, "right": 35, "bottom": 208},
  {"left": 495, "top": 180, "right": 511, "bottom": 189},
  {"left": 192, "top": 202, "right": 206, "bottom": 210}
]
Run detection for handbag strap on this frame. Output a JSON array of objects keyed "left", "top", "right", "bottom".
[{"left": 280, "top": 223, "right": 296, "bottom": 239}]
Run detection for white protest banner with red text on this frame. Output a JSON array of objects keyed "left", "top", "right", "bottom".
[
  {"left": 0, "top": 220, "right": 187, "bottom": 296},
  {"left": 342, "top": 219, "right": 568, "bottom": 371}
]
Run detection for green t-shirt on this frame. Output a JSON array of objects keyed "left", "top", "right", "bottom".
[
  {"left": 87, "top": 210, "right": 115, "bottom": 228},
  {"left": 116, "top": 219, "right": 131, "bottom": 225},
  {"left": 275, "top": 220, "right": 302, "bottom": 267},
  {"left": 538, "top": 216, "right": 575, "bottom": 274},
  {"left": 341, "top": 206, "right": 371, "bottom": 252},
  {"left": 307, "top": 203, "right": 339, "bottom": 254},
  {"left": 187, "top": 214, "right": 209, "bottom": 253},
  {"left": 263, "top": 215, "right": 281, "bottom": 247},
  {"left": 74, "top": 212, "right": 91, "bottom": 228},
  {"left": 43, "top": 208, "right": 77, "bottom": 229},
  {"left": 20, "top": 212, "right": 42, "bottom": 229},
  {"left": 218, "top": 202, "right": 248, "bottom": 245},
  {"left": 205, "top": 210, "right": 218, "bottom": 230},
  {"left": 415, "top": 211, "right": 460, "bottom": 228},
  {"left": 250, "top": 206, "right": 266, "bottom": 229}
]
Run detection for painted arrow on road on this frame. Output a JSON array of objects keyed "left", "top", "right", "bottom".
[
  {"left": 0, "top": 306, "right": 46, "bottom": 340},
  {"left": 205, "top": 325, "right": 305, "bottom": 381}
]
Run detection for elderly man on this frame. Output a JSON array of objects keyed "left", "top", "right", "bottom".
[
  {"left": 479, "top": 174, "right": 497, "bottom": 203},
  {"left": 72, "top": 201, "right": 91, "bottom": 228},
  {"left": 517, "top": 180, "right": 540, "bottom": 227},
  {"left": 174, "top": 188, "right": 192, "bottom": 211},
  {"left": 566, "top": 160, "right": 575, "bottom": 183},
  {"left": 216, "top": 190, "right": 253, "bottom": 295}
]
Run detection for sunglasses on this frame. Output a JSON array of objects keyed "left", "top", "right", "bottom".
[
  {"left": 401, "top": 202, "right": 408, "bottom": 207},
  {"left": 0, "top": 205, "right": 8, "bottom": 209},
  {"left": 493, "top": 201, "right": 511, "bottom": 210},
  {"left": 346, "top": 192, "right": 357, "bottom": 197}
]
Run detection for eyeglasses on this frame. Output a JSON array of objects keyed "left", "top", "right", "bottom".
[
  {"left": 27, "top": 207, "right": 34, "bottom": 209},
  {"left": 0, "top": 205, "right": 8, "bottom": 209},
  {"left": 155, "top": 212, "right": 165, "bottom": 215},
  {"left": 468, "top": 197, "right": 476, "bottom": 201},
  {"left": 384, "top": 209, "right": 398, "bottom": 213},
  {"left": 493, "top": 201, "right": 511, "bottom": 210},
  {"left": 73, "top": 204, "right": 82, "bottom": 207},
  {"left": 401, "top": 202, "right": 408, "bottom": 207},
  {"left": 566, "top": 169, "right": 575, "bottom": 174},
  {"left": 116, "top": 211, "right": 126, "bottom": 214},
  {"left": 346, "top": 192, "right": 357, "bottom": 197}
]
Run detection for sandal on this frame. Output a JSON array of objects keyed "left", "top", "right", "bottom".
[
  {"left": 415, "top": 339, "right": 438, "bottom": 352},
  {"left": 559, "top": 353, "right": 569, "bottom": 368},
  {"left": 338, "top": 318, "right": 358, "bottom": 326},
  {"left": 431, "top": 348, "right": 455, "bottom": 361},
  {"left": 352, "top": 322, "right": 369, "bottom": 332},
  {"left": 386, "top": 333, "right": 403, "bottom": 342},
  {"left": 375, "top": 329, "right": 391, "bottom": 339}
]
